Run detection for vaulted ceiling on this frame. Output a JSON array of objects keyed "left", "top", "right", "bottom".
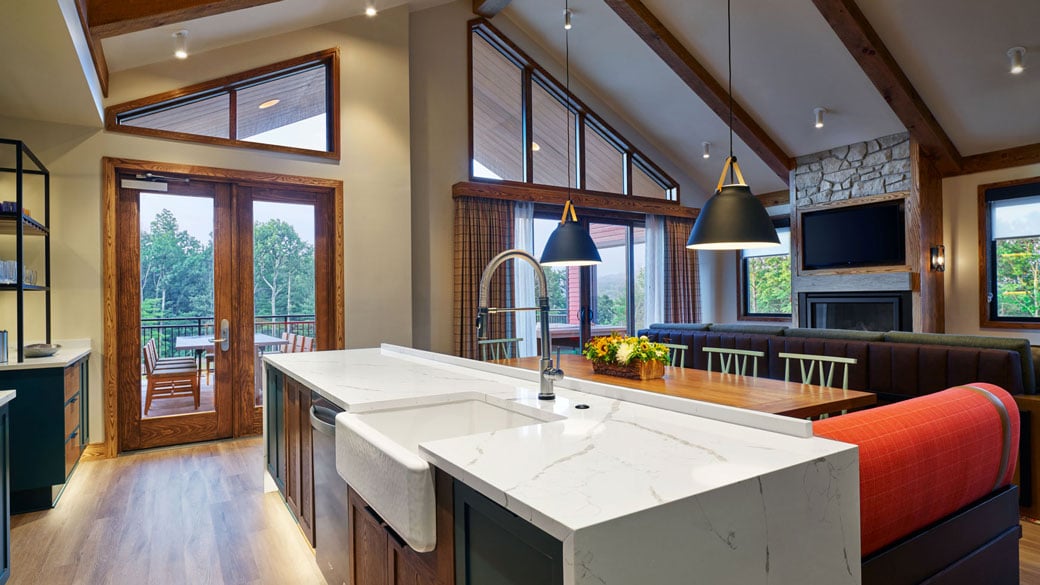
[{"left": 0, "top": 0, "right": 1036, "bottom": 202}]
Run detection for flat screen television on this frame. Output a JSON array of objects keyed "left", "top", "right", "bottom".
[{"left": 801, "top": 200, "right": 905, "bottom": 270}]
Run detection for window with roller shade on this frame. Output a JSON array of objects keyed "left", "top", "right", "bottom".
[
  {"left": 982, "top": 179, "right": 1040, "bottom": 323},
  {"left": 469, "top": 21, "right": 678, "bottom": 201}
]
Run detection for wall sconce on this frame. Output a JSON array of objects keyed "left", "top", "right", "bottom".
[{"left": 930, "top": 244, "right": 946, "bottom": 272}]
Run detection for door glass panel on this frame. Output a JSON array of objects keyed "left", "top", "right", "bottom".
[
  {"left": 533, "top": 217, "right": 576, "bottom": 351},
  {"left": 590, "top": 223, "right": 630, "bottom": 334},
  {"left": 253, "top": 200, "right": 316, "bottom": 406},
  {"left": 139, "top": 192, "right": 215, "bottom": 419}
]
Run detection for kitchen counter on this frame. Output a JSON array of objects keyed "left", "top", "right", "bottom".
[
  {"left": 265, "top": 345, "right": 860, "bottom": 585},
  {"left": 0, "top": 340, "right": 91, "bottom": 371},
  {"left": 0, "top": 391, "right": 14, "bottom": 408}
]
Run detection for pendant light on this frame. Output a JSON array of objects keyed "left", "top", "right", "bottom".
[
  {"left": 540, "top": 4, "right": 602, "bottom": 267},
  {"left": 686, "top": 0, "right": 779, "bottom": 250}
]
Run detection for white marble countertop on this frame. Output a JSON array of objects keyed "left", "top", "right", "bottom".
[
  {"left": 0, "top": 390, "right": 15, "bottom": 408},
  {"left": 265, "top": 345, "right": 860, "bottom": 584},
  {"left": 0, "top": 339, "right": 91, "bottom": 371}
]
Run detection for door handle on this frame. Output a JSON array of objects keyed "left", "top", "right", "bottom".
[{"left": 214, "top": 319, "right": 230, "bottom": 351}]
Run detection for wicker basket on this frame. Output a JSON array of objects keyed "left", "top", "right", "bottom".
[{"left": 590, "top": 359, "right": 665, "bottom": 380}]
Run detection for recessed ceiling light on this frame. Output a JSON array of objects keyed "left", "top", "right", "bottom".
[
  {"left": 365, "top": 5, "right": 377, "bottom": 17},
  {"left": 173, "top": 30, "right": 189, "bottom": 60},
  {"left": 814, "top": 107, "right": 826, "bottom": 129},
  {"left": 259, "top": 99, "right": 280, "bottom": 109},
  {"left": 1008, "top": 47, "right": 1026, "bottom": 75},
  {"left": 531, "top": 142, "right": 541, "bottom": 152}
]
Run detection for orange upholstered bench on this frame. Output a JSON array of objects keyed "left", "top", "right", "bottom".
[{"left": 815, "top": 383, "right": 1021, "bottom": 585}]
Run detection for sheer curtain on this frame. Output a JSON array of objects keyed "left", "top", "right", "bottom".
[
  {"left": 513, "top": 202, "right": 537, "bottom": 357},
  {"left": 453, "top": 197, "right": 515, "bottom": 359},
  {"left": 644, "top": 214, "right": 665, "bottom": 328}
]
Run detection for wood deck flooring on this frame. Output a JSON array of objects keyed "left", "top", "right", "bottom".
[
  {"left": 7, "top": 436, "right": 1040, "bottom": 584},
  {"left": 9, "top": 438, "right": 324, "bottom": 585}
]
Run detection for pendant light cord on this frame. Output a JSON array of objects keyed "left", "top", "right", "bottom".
[
  {"left": 727, "top": 0, "right": 734, "bottom": 184},
  {"left": 565, "top": 1, "right": 573, "bottom": 215}
]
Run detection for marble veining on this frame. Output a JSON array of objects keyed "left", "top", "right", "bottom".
[{"left": 265, "top": 344, "right": 860, "bottom": 584}]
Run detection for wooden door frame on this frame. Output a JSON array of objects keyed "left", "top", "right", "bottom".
[{"left": 102, "top": 157, "right": 345, "bottom": 457}]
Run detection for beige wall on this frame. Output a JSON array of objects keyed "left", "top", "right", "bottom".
[
  {"left": 408, "top": 1, "right": 705, "bottom": 352},
  {"left": 943, "top": 162, "right": 1040, "bottom": 344},
  {"left": 0, "top": 6, "right": 413, "bottom": 443}
]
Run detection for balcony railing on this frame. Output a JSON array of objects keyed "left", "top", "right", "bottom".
[{"left": 141, "top": 314, "right": 316, "bottom": 360}]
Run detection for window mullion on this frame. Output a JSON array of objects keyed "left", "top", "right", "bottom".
[
  {"left": 577, "top": 111, "right": 586, "bottom": 191},
  {"left": 522, "top": 67, "right": 534, "bottom": 184},
  {"left": 228, "top": 89, "right": 238, "bottom": 141}
]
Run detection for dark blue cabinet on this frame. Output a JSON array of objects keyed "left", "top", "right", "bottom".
[
  {"left": 5, "top": 356, "right": 88, "bottom": 513},
  {"left": 265, "top": 366, "right": 286, "bottom": 492},
  {"left": 454, "top": 480, "right": 563, "bottom": 585}
]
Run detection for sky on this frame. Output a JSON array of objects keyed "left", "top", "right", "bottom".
[{"left": 139, "top": 193, "right": 316, "bottom": 245}]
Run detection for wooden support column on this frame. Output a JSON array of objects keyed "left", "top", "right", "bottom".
[{"left": 912, "top": 138, "right": 945, "bottom": 332}]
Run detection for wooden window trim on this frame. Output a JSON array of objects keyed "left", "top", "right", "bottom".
[
  {"left": 453, "top": 180, "right": 696, "bottom": 219},
  {"left": 737, "top": 219, "right": 792, "bottom": 322},
  {"left": 105, "top": 48, "right": 340, "bottom": 160},
  {"left": 978, "top": 176, "right": 1040, "bottom": 329},
  {"left": 469, "top": 18, "right": 680, "bottom": 204}
]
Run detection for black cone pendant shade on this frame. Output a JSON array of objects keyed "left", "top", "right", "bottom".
[
  {"left": 687, "top": 157, "right": 779, "bottom": 250},
  {"left": 541, "top": 200, "right": 602, "bottom": 266}
]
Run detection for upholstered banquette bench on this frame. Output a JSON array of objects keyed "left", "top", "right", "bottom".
[
  {"left": 637, "top": 323, "right": 1036, "bottom": 399},
  {"left": 815, "top": 383, "right": 1020, "bottom": 584}
]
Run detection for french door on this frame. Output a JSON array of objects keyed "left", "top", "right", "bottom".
[
  {"left": 112, "top": 163, "right": 340, "bottom": 451},
  {"left": 533, "top": 209, "right": 646, "bottom": 351}
]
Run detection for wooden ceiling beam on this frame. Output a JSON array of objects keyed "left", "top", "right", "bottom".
[
  {"left": 756, "top": 190, "right": 790, "bottom": 208},
  {"left": 811, "top": 0, "right": 962, "bottom": 176},
  {"left": 473, "top": 0, "right": 512, "bottom": 18},
  {"left": 952, "top": 143, "right": 1040, "bottom": 177},
  {"left": 74, "top": 0, "right": 109, "bottom": 97},
  {"left": 604, "top": 0, "right": 794, "bottom": 184},
  {"left": 87, "top": 0, "right": 281, "bottom": 38},
  {"left": 453, "top": 181, "right": 699, "bottom": 219}
]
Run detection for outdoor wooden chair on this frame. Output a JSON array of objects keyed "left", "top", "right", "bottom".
[
  {"left": 478, "top": 338, "right": 523, "bottom": 361},
  {"left": 298, "top": 335, "right": 315, "bottom": 352},
  {"left": 145, "top": 339, "right": 196, "bottom": 370},
  {"left": 283, "top": 332, "right": 299, "bottom": 353},
  {"left": 143, "top": 341, "right": 200, "bottom": 415},
  {"left": 703, "top": 347, "right": 765, "bottom": 377}
]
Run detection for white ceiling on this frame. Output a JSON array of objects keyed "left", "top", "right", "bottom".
[
  {"left": 1, "top": 0, "right": 1035, "bottom": 191},
  {"left": 101, "top": 0, "right": 454, "bottom": 72}
]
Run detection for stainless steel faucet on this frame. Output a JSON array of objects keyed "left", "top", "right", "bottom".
[{"left": 476, "top": 249, "right": 564, "bottom": 400}]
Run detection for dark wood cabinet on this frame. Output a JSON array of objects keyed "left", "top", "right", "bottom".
[
  {"left": 0, "top": 399, "right": 12, "bottom": 584},
  {"left": 284, "top": 376, "right": 314, "bottom": 545},
  {"left": 454, "top": 480, "right": 563, "bottom": 585},
  {"left": 7, "top": 355, "right": 88, "bottom": 513},
  {"left": 265, "top": 368, "right": 314, "bottom": 546},
  {"left": 347, "top": 485, "right": 445, "bottom": 585}
]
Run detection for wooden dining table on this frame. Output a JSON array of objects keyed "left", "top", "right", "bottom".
[{"left": 496, "top": 354, "right": 876, "bottom": 419}]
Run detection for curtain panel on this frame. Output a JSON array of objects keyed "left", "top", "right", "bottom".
[
  {"left": 453, "top": 197, "right": 515, "bottom": 359},
  {"left": 663, "top": 216, "right": 701, "bottom": 323}
]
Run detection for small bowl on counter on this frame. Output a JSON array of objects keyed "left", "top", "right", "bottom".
[{"left": 24, "top": 343, "right": 61, "bottom": 358}]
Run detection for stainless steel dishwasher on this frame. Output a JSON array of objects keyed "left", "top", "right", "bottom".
[{"left": 311, "top": 392, "right": 349, "bottom": 585}]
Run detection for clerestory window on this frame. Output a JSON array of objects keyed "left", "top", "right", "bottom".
[{"left": 106, "top": 49, "right": 339, "bottom": 159}]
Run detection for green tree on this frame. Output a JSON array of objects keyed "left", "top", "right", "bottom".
[
  {"left": 139, "top": 209, "right": 212, "bottom": 319},
  {"left": 253, "top": 219, "right": 315, "bottom": 316},
  {"left": 746, "top": 254, "right": 791, "bottom": 314},
  {"left": 545, "top": 266, "right": 568, "bottom": 317},
  {"left": 996, "top": 237, "right": 1040, "bottom": 317}
]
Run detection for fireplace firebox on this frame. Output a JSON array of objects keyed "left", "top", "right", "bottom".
[{"left": 798, "top": 291, "right": 912, "bottom": 332}]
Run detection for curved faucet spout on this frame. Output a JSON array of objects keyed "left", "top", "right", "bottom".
[{"left": 476, "top": 249, "right": 561, "bottom": 400}]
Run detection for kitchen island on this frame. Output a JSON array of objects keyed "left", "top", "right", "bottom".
[{"left": 264, "top": 345, "right": 860, "bottom": 585}]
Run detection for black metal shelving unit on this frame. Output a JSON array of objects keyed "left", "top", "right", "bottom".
[{"left": 0, "top": 139, "right": 51, "bottom": 363}]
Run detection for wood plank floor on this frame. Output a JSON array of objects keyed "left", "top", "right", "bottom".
[
  {"left": 9, "top": 436, "right": 1040, "bottom": 584},
  {"left": 9, "top": 438, "right": 325, "bottom": 585}
]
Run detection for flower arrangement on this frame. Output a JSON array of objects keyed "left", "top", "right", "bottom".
[
  {"left": 583, "top": 334, "right": 670, "bottom": 380},
  {"left": 583, "top": 333, "right": 671, "bottom": 365}
]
